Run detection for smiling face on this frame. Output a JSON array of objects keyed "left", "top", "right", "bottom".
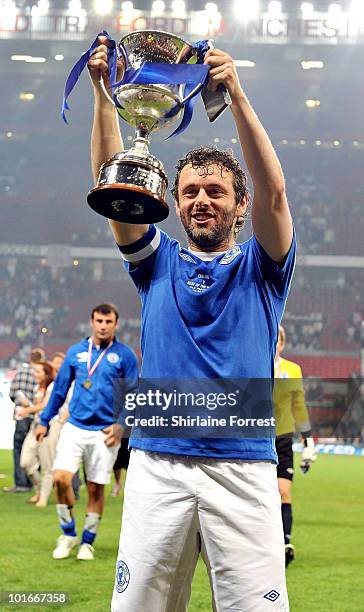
[{"left": 175, "top": 163, "right": 247, "bottom": 252}]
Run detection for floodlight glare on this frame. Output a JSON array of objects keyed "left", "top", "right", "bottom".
[
  {"left": 151, "top": 0, "right": 165, "bottom": 14},
  {"left": 301, "top": 2, "right": 314, "bottom": 17},
  {"left": 349, "top": 0, "right": 364, "bottom": 22},
  {"left": 94, "top": 0, "right": 113, "bottom": 15},
  {"left": 171, "top": 0, "right": 185, "bottom": 16},
  {"left": 0, "top": 0, "right": 16, "bottom": 14},
  {"left": 38, "top": 0, "right": 49, "bottom": 12},
  {"left": 190, "top": 11, "right": 210, "bottom": 36},
  {"left": 121, "top": 0, "right": 134, "bottom": 11},
  {"left": 305, "top": 99, "right": 321, "bottom": 108},
  {"left": 328, "top": 3, "right": 341, "bottom": 15},
  {"left": 26, "top": 57, "right": 47, "bottom": 63},
  {"left": 31, "top": 0, "right": 49, "bottom": 15},
  {"left": 234, "top": 0, "right": 259, "bottom": 22},
  {"left": 205, "top": 2, "right": 218, "bottom": 15},
  {"left": 235, "top": 60, "right": 256, "bottom": 67},
  {"left": 301, "top": 60, "right": 324, "bottom": 70},
  {"left": 12, "top": 55, "right": 46, "bottom": 63},
  {"left": 68, "top": 0, "right": 82, "bottom": 11},
  {"left": 268, "top": 1, "right": 282, "bottom": 16},
  {"left": 19, "top": 93, "right": 35, "bottom": 101}
]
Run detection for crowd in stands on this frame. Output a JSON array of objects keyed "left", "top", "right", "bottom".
[
  {"left": 2, "top": 127, "right": 364, "bottom": 256},
  {"left": 304, "top": 376, "right": 364, "bottom": 445},
  {"left": 0, "top": 257, "right": 141, "bottom": 368},
  {"left": 1, "top": 118, "right": 364, "bottom": 369},
  {"left": 0, "top": 255, "right": 362, "bottom": 370}
]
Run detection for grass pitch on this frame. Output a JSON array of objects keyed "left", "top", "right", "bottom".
[{"left": 0, "top": 450, "right": 363, "bottom": 611}]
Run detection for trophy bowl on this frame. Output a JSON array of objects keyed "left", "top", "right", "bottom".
[{"left": 87, "top": 30, "right": 198, "bottom": 224}]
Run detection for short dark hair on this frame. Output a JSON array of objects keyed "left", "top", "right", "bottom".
[
  {"left": 91, "top": 303, "right": 119, "bottom": 321},
  {"left": 29, "top": 348, "right": 45, "bottom": 364},
  {"left": 171, "top": 147, "right": 249, "bottom": 237},
  {"left": 171, "top": 146, "right": 248, "bottom": 204}
]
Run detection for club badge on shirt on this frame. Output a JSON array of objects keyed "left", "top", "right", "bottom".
[
  {"left": 220, "top": 246, "right": 241, "bottom": 265},
  {"left": 107, "top": 353, "right": 119, "bottom": 364}
]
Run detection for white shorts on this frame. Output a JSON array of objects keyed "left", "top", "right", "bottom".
[
  {"left": 53, "top": 422, "right": 119, "bottom": 485},
  {"left": 111, "top": 450, "right": 289, "bottom": 612}
]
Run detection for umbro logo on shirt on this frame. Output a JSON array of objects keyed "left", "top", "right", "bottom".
[
  {"left": 179, "top": 252, "right": 196, "bottom": 264},
  {"left": 76, "top": 352, "right": 88, "bottom": 362}
]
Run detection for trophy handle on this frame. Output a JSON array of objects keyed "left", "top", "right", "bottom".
[
  {"left": 100, "top": 78, "right": 115, "bottom": 106},
  {"left": 180, "top": 81, "right": 205, "bottom": 106}
]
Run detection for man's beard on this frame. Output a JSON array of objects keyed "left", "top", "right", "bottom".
[{"left": 180, "top": 208, "right": 237, "bottom": 249}]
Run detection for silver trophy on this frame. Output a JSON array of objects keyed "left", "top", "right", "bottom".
[{"left": 87, "top": 30, "right": 204, "bottom": 224}]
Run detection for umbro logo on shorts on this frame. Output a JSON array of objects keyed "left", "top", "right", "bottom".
[{"left": 263, "top": 590, "right": 280, "bottom": 602}]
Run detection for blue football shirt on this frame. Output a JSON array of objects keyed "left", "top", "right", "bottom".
[
  {"left": 119, "top": 225, "right": 296, "bottom": 460},
  {"left": 40, "top": 338, "right": 139, "bottom": 430}
]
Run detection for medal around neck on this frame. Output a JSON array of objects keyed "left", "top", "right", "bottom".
[{"left": 88, "top": 30, "right": 211, "bottom": 224}]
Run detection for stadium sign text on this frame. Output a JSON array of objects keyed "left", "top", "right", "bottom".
[
  {"left": 293, "top": 442, "right": 364, "bottom": 456},
  {"left": 1, "top": 12, "right": 364, "bottom": 44}
]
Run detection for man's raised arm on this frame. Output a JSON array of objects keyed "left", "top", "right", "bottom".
[
  {"left": 88, "top": 36, "right": 148, "bottom": 247},
  {"left": 204, "top": 48, "right": 293, "bottom": 263}
]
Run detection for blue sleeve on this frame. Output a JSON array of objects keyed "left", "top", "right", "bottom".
[
  {"left": 113, "top": 346, "right": 139, "bottom": 427},
  {"left": 40, "top": 350, "right": 75, "bottom": 426},
  {"left": 120, "top": 227, "right": 170, "bottom": 294},
  {"left": 251, "top": 229, "right": 296, "bottom": 300},
  {"left": 122, "top": 346, "right": 139, "bottom": 382}
]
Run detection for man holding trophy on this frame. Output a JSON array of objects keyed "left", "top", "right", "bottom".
[{"left": 87, "top": 31, "right": 294, "bottom": 612}]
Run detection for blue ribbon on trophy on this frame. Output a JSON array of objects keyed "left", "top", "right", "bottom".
[
  {"left": 61, "top": 30, "right": 230, "bottom": 225},
  {"left": 61, "top": 31, "right": 210, "bottom": 137}
]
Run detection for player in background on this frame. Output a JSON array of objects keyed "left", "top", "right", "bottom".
[
  {"left": 40, "top": 352, "right": 80, "bottom": 504},
  {"left": 274, "top": 325, "right": 317, "bottom": 566},
  {"left": 36, "top": 303, "right": 138, "bottom": 561}
]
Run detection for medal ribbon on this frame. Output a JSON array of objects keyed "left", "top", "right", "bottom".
[{"left": 87, "top": 337, "right": 113, "bottom": 379}]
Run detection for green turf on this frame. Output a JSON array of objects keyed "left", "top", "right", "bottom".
[{"left": 0, "top": 450, "right": 363, "bottom": 611}]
